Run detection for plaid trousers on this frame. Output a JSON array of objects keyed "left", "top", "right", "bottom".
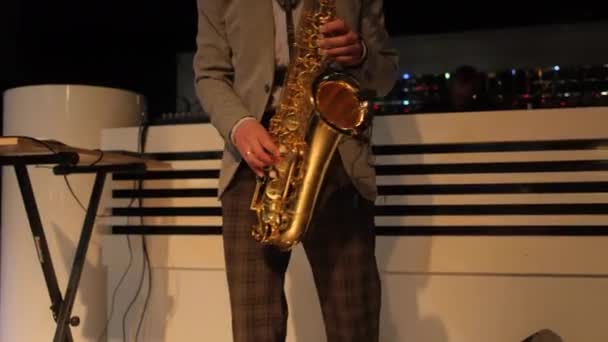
[{"left": 221, "top": 158, "right": 381, "bottom": 342}]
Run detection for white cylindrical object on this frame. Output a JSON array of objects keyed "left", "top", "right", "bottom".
[{"left": 1, "top": 85, "right": 143, "bottom": 342}]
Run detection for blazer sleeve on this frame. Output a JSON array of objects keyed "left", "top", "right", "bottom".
[
  {"left": 347, "top": 0, "right": 400, "bottom": 98},
  {"left": 193, "top": 0, "right": 250, "bottom": 143}
]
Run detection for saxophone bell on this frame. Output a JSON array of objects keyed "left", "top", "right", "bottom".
[{"left": 312, "top": 72, "right": 372, "bottom": 136}]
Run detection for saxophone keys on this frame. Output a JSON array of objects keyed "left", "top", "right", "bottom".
[
  {"left": 262, "top": 211, "right": 275, "bottom": 224},
  {"left": 262, "top": 204, "right": 281, "bottom": 227},
  {"left": 264, "top": 178, "right": 283, "bottom": 200},
  {"left": 279, "top": 144, "right": 288, "bottom": 155},
  {"left": 284, "top": 114, "right": 300, "bottom": 131},
  {"left": 274, "top": 152, "right": 291, "bottom": 174},
  {"left": 274, "top": 162, "right": 286, "bottom": 174}
]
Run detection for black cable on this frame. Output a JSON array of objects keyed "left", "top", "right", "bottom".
[
  {"left": 62, "top": 147, "right": 104, "bottom": 216},
  {"left": 62, "top": 147, "right": 107, "bottom": 216},
  {"left": 63, "top": 175, "right": 112, "bottom": 218},
  {"left": 95, "top": 235, "right": 134, "bottom": 342},
  {"left": 121, "top": 234, "right": 146, "bottom": 341},
  {"left": 94, "top": 170, "right": 140, "bottom": 341},
  {"left": 120, "top": 119, "right": 153, "bottom": 341},
  {"left": 93, "top": 115, "right": 150, "bottom": 341},
  {"left": 121, "top": 179, "right": 146, "bottom": 342},
  {"left": 89, "top": 149, "right": 105, "bottom": 167},
  {"left": 134, "top": 237, "right": 152, "bottom": 342},
  {"left": 134, "top": 123, "right": 152, "bottom": 342},
  {"left": 62, "top": 175, "right": 89, "bottom": 214}
]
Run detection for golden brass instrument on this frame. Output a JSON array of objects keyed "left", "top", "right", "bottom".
[{"left": 250, "top": 0, "right": 371, "bottom": 251}]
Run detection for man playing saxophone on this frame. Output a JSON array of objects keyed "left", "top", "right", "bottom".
[{"left": 194, "top": 0, "right": 399, "bottom": 341}]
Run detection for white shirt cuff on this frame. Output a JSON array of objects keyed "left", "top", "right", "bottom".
[
  {"left": 230, "top": 116, "right": 256, "bottom": 145},
  {"left": 353, "top": 39, "right": 368, "bottom": 67}
]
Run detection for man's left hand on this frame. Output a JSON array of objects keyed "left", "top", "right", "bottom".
[{"left": 319, "top": 19, "right": 364, "bottom": 67}]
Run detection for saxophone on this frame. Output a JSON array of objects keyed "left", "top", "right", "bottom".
[{"left": 250, "top": 0, "right": 371, "bottom": 251}]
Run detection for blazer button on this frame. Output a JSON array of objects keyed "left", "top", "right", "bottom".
[{"left": 264, "top": 84, "right": 271, "bottom": 93}]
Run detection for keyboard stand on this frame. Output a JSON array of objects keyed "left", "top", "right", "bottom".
[{"left": 0, "top": 137, "right": 162, "bottom": 342}]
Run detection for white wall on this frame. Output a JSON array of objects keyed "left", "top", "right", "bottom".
[
  {"left": 102, "top": 235, "right": 608, "bottom": 342},
  {"left": 101, "top": 107, "right": 608, "bottom": 342}
]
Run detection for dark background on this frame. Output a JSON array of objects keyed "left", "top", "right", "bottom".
[{"left": 1, "top": 0, "right": 607, "bottom": 117}]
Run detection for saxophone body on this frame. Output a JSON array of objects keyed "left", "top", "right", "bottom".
[{"left": 250, "top": 0, "right": 371, "bottom": 251}]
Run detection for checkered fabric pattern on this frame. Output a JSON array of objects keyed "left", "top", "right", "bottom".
[{"left": 221, "top": 159, "right": 381, "bottom": 342}]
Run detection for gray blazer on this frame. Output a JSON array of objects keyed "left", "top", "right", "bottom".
[{"left": 194, "top": 0, "right": 399, "bottom": 200}]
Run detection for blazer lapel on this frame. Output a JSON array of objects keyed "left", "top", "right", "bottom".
[
  {"left": 238, "top": 0, "right": 275, "bottom": 120},
  {"left": 239, "top": 0, "right": 275, "bottom": 67}
]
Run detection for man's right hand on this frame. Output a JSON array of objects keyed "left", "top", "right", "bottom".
[{"left": 233, "top": 120, "right": 280, "bottom": 177}]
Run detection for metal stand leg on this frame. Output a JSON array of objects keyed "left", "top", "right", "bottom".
[
  {"left": 14, "top": 164, "right": 74, "bottom": 342},
  {"left": 53, "top": 171, "right": 107, "bottom": 342}
]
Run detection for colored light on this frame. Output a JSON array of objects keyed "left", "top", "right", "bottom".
[
  {"left": 373, "top": 104, "right": 380, "bottom": 110},
  {"left": 402, "top": 100, "right": 410, "bottom": 106},
  {"left": 402, "top": 73, "right": 410, "bottom": 80},
  {"left": 511, "top": 69, "right": 516, "bottom": 76},
  {"left": 444, "top": 72, "right": 450, "bottom": 80},
  {"left": 553, "top": 65, "right": 560, "bottom": 71}
]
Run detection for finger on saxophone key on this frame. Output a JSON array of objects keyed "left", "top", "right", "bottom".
[{"left": 259, "top": 131, "right": 281, "bottom": 161}]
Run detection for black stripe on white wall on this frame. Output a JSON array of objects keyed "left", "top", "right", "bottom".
[
  {"left": 113, "top": 188, "right": 218, "bottom": 198},
  {"left": 111, "top": 225, "right": 608, "bottom": 236},
  {"left": 378, "top": 182, "right": 608, "bottom": 195},
  {"left": 112, "top": 204, "right": 608, "bottom": 217},
  {"left": 110, "top": 137, "right": 608, "bottom": 236},
  {"left": 372, "top": 139, "right": 608, "bottom": 155},
  {"left": 376, "top": 160, "right": 608, "bottom": 175},
  {"left": 113, "top": 170, "right": 219, "bottom": 180}
]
